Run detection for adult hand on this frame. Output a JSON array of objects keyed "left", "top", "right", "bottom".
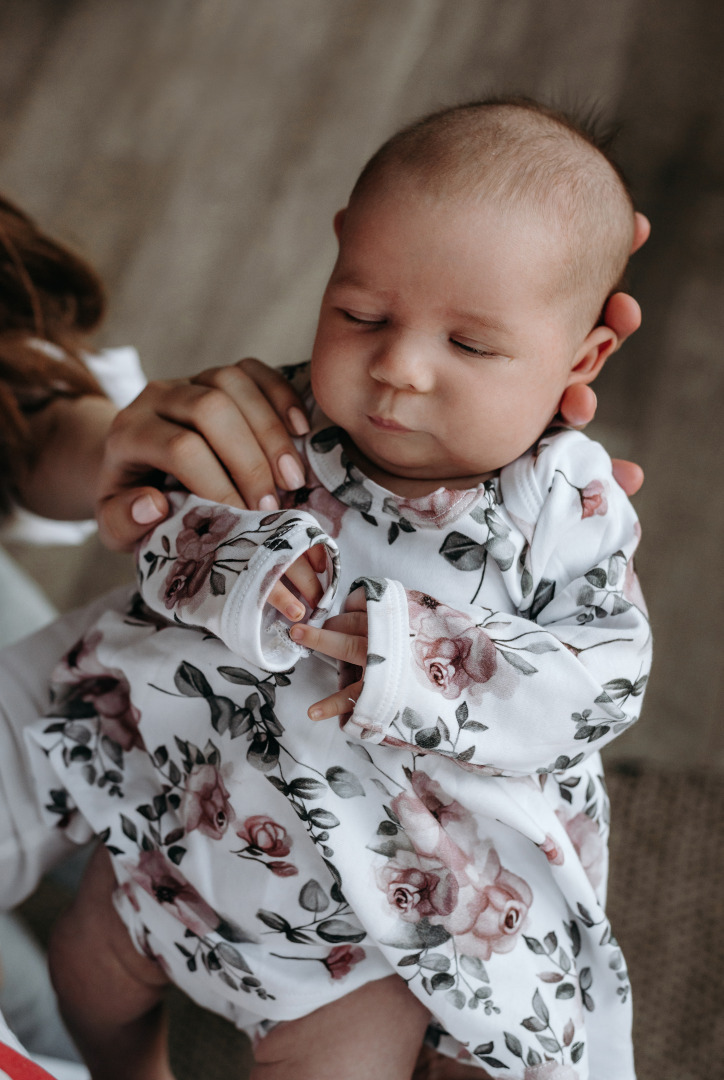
[
  {"left": 97, "top": 358, "right": 310, "bottom": 550},
  {"left": 557, "top": 212, "right": 649, "bottom": 496}
]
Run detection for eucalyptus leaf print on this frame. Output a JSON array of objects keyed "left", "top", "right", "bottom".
[{"left": 27, "top": 421, "right": 648, "bottom": 1078}]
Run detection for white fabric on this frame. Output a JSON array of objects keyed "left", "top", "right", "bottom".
[
  {"left": 23, "top": 390, "right": 651, "bottom": 1077},
  {"left": 0, "top": 590, "right": 130, "bottom": 910}
]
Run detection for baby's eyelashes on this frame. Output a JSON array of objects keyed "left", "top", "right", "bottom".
[
  {"left": 341, "top": 309, "right": 385, "bottom": 325},
  {"left": 450, "top": 338, "right": 499, "bottom": 358}
]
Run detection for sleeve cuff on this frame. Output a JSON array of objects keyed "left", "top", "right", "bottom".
[
  {"left": 219, "top": 515, "right": 339, "bottom": 671},
  {"left": 343, "top": 577, "right": 408, "bottom": 743}
]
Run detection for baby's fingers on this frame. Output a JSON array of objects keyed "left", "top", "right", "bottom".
[
  {"left": 308, "top": 679, "right": 363, "bottom": 721},
  {"left": 289, "top": 622, "right": 367, "bottom": 667},
  {"left": 267, "top": 581, "right": 307, "bottom": 622},
  {"left": 283, "top": 551, "right": 325, "bottom": 610}
]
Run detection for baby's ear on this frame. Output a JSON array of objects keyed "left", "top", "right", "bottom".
[{"left": 567, "top": 325, "right": 619, "bottom": 387}]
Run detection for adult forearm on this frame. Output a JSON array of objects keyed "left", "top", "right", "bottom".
[{"left": 18, "top": 394, "right": 118, "bottom": 520}]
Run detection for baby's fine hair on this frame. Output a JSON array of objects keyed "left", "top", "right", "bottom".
[{"left": 350, "top": 96, "right": 636, "bottom": 335}]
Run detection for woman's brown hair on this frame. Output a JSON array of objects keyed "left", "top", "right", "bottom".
[{"left": 0, "top": 193, "right": 106, "bottom": 516}]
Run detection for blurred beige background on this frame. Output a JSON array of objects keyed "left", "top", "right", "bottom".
[{"left": 2, "top": 0, "right": 723, "bottom": 776}]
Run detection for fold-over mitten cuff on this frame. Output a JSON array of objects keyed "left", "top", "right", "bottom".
[{"left": 343, "top": 577, "right": 408, "bottom": 742}]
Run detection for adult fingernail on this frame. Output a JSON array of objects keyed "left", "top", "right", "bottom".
[
  {"left": 290, "top": 623, "right": 305, "bottom": 639},
  {"left": 288, "top": 407, "right": 310, "bottom": 436},
  {"left": 131, "top": 494, "right": 164, "bottom": 525},
  {"left": 279, "top": 454, "right": 305, "bottom": 490},
  {"left": 309, "top": 707, "right": 322, "bottom": 720},
  {"left": 259, "top": 494, "right": 279, "bottom": 511}
]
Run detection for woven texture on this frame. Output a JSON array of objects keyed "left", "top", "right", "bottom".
[
  {"left": 20, "top": 764, "right": 724, "bottom": 1079},
  {"left": 606, "top": 764, "right": 724, "bottom": 1080}
]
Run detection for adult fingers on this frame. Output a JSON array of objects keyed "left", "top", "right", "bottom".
[
  {"left": 236, "top": 357, "right": 310, "bottom": 437},
  {"left": 603, "top": 292, "right": 642, "bottom": 350},
  {"left": 557, "top": 384, "right": 597, "bottom": 429},
  {"left": 96, "top": 487, "right": 169, "bottom": 552},
  {"left": 611, "top": 458, "right": 644, "bottom": 496},
  {"left": 192, "top": 359, "right": 310, "bottom": 502},
  {"left": 632, "top": 212, "right": 651, "bottom": 254}
]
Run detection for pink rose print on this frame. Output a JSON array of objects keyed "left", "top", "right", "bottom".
[
  {"left": 53, "top": 631, "right": 142, "bottom": 751},
  {"left": 539, "top": 835, "right": 565, "bottom": 866},
  {"left": 163, "top": 554, "right": 216, "bottom": 608},
  {"left": 379, "top": 853, "right": 459, "bottom": 921},
  {"left": 556, "top": 810, "right": 605, "bottom": 891},
  {"left": 163, "top": 504, "right": 238, "bottom": 609},
  {"left": 281, "top": 478, "right": 348, "bottom": 538},
  {"left": 237, "top": 815, "right": 298, "bottom": 876},
  {"left": 579, "top": 480, "right": 608, "bottom": 519},
  {"left": 450, "top": 845, "right": 533, "bottom": 959},
  {"left": 238, "top": 815, "right": 291, "bottom": 856},
  {"left": 176, "top": 505, "right": 239, "bottom": 559},
  {"left": 407, "top": 591, "right": 497, "bottom": 702},
  {"left": 180, "top": 764, "right": 235, "bottom": 840},
  {"left": 385, "top": 772, "right": 533, "bottom": 959},
  {"left": 323, "top": 945, "right": 366, "bottom": 980},
  {"left": 127, "top": 849, "right": 219, "bottom": 936}
]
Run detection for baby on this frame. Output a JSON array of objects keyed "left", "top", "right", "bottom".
[{"left": 28, "top": 98, "right": 651, "bottom": 1080}]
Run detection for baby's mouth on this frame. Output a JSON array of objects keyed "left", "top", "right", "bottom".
[{"left": 367, "top": 414, "right": 412, "bottom": 433}]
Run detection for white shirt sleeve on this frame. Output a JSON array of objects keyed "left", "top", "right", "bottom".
[
  {"left": 344, "top": 430, "right": 652, "bottom": 777},
  {"left": 135, "top": 492, "right": 340, "bottom": 671}
]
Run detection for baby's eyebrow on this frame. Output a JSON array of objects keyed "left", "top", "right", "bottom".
[
  {"left": 449, "top": 309, "right": 511, "bottom": 336},
  {"left": 329, "top": 275, "right": 396, "bottom": 299}
]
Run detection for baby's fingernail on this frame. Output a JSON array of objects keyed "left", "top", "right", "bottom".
[
  {"left": 309, "top": 707, "right": 323, "bottom": 720},
  {"left": 131, "top": 494, "right": 164, "bottom": 525},
  {"left": 278, "top": 454, "right": 306, "bottom": 490},
  {"left": 288, "top": 407, "right": 310, "bottom": 436},
  {"left": 288, "top": 610, "right": 305, "bottom": 627},
  {"left": 259, "top": 494, "right": 279, "bottom": 511}
]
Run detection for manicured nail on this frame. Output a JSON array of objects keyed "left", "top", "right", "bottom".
[
  {"left": 309, "top": 707, "right": 323, "bottom": 720},
  {"left": 288, "top": 407, "right": 310, "bottom": 436},
  {"left": 131, "top": 494, "right": 164, "bottom": 525},
  {"left": 279, "top": 453, "right": 305, "bottom": 490},
  {"left": 259, "top": 494, "right": 279, "bottom": 511},
  {"left": 287, "top": 605, "right": 305, "bottom": 623}
]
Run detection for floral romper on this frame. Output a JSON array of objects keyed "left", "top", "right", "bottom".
[{"left": 28, "top": 378, "right": 651, "bottom": 1080}]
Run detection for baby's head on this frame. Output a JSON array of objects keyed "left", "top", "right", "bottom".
[{"left": 311, "top": 98, "right": 635, "bottom": 493}]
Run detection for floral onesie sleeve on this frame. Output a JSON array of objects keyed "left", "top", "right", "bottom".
[
  {"left": 135, "top": 494, "right": 339, "bottom": 671},
  {"left": 344, "top": 429, "right": 651, "bottom": 777}
]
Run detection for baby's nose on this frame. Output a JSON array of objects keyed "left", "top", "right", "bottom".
[{"left": 369, "top": 332, "right": 434, "bottom": 392}]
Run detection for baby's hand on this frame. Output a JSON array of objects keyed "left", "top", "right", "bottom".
[
  {"left": 289, "top": 588, "right": 368, "bottom": 720},
  {"left": 268, "top": 544, "right": 327, "bottom": 622}
]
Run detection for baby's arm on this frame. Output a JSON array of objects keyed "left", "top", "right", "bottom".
[
  {"left": 294, "top": 431, "right": 651, "bottom": 777},
  {"left": 135, "top": 491, "right": 339, "bottom": 671}
]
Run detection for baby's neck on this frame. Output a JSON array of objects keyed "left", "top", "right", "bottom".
[{"left": 341, "top": 435, "right": 495, "bottom": 497}]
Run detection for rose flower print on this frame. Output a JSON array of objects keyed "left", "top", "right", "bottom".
[
  {"left": 180, "top": 764, "right": 235, "bottom": 840},
  {"left": 163, "top": 504, "right": 238, "bottom": 609},
  {"left": 50, "top": 630, "right": 142, "bottom": 751},
  {"left": 378, "top": 771, "right": 533, "bottom": 960},
  {"left": 407, "top": 591, "right": 497, "bottom": 703},
  {"left": 236, "top": 815, "right": 298, "bottom": 876}
]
